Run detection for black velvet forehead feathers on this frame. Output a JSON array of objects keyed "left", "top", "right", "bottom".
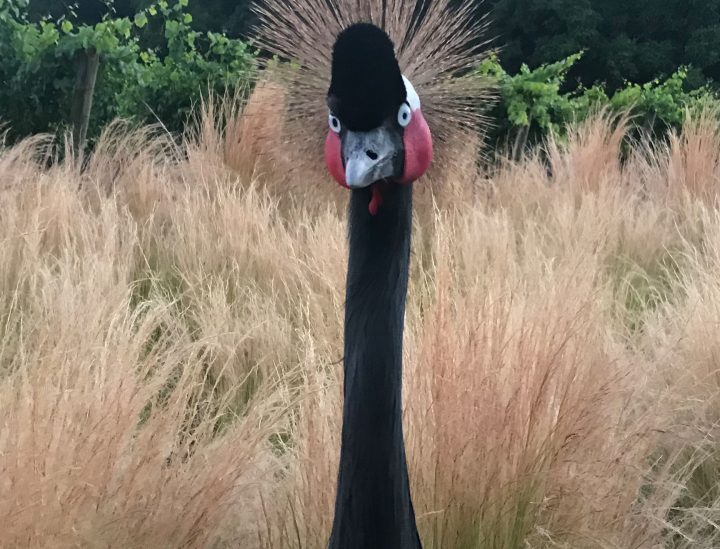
[{"left": 328, "top": 23, "right": 407, "bottom": 132}]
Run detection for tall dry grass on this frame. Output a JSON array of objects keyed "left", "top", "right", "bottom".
[{"left": 2, "top": 96, "right": 720, "bottom": 547}]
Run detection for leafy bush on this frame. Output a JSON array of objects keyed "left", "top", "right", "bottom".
[
  {"left": 0, "top": 0, "right": 257, "bottom": 143},
  {"left": 478, "top": 52, "right": 719, "bottom": 147}
]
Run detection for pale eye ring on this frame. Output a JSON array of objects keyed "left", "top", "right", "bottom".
[
  {"left": 398, "top": 103, "right": 412, "bottom": 128},
  {"left": 328, "top": 114, "right": 342, "bottom": 134}
]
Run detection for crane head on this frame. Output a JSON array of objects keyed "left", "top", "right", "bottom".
[
  {"left": 324, "top": 24, "right": 433, "bottom": 211},
  {"left": 252, "top": 0, "right": 496, "bottom": 213}
]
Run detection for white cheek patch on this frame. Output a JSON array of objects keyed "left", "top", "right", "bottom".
[{"left": 402, "top": 75, "right": 421, "bottom": 111}]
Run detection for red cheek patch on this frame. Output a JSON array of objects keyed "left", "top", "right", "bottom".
[
  {"left": 325, "top": 131, "right": 347, "bottom": 188},
  {"left": 399, "top": 109, "right": 433, "bottom": 184}
]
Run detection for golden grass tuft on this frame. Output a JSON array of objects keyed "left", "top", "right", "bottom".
[{"left": 2, "top": 102, "right": 720, "bottom": 547}]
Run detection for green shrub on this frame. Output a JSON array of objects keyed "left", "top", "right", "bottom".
[
  {"left": 478, "top": 52, "right": 719, "bottom": 147},
  {"left": 0, "top": 0, "right": 257, "bottom": 144}
]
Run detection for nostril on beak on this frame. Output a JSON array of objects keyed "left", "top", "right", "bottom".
[{"left": 366, "top": 150, "right": 378, "bottom": 161}]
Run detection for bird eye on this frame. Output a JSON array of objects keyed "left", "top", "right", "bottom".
[
  {"left": 328, "top": 114, "right": 342, "bottom": 134},
  {"left": 397, "top": 103, "right": 412, "bottom": 128}
]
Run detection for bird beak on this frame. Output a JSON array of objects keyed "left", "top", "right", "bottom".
[{"left": 342, "top": 127, "right": 403, "bottom": 188}]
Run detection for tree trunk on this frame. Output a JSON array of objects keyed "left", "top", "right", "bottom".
[{"left": 70, "top": 48, "right": 100, "bottom": 156}]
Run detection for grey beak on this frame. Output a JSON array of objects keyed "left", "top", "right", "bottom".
[{"left": 343, "top": 126, "right": 403, "bottom": 188}]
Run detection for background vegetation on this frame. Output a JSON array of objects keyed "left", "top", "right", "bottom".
[
  {"left": 29, "top": 0, "right": 718, "bottom": 91},
  {"left": 2, "top": 0, "right": 720, "bottom": 146},
  {"left": 0, "top": 0, "right": 257, "bottom": 143}
]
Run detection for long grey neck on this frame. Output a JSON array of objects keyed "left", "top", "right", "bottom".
[{"left": 328, "top": 183, "right": 422, "bottom": 549}]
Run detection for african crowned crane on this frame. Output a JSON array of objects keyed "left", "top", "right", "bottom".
[{"left": 253, "top": 2, "right": 493, "bottom": 547}]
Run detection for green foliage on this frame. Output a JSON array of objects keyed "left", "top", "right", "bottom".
[
  {"left": 59, "top": 0, "right": 720, "bottom": 98},
  {"left": 609, "top": 70, "right": 716, "bottom": 129},
  {"left": 479, "top": 52, "right": 590, "bottom": 137},
  {"left": 488, "top": 0, "right": 720, "bottom": 92},
  {"left": 101, "top": 0, "right": 256, "bottom": 136},
  {"left": 22, "top": 1, "right": 720, "bottom": 102},
  {"left": 3, "top": 0, "right": 720, "bottom": 149},
  {"left": 478, "top": 52, "right": 719, "bottom": 146},
  {"left": 0, "top": 0, "right": 256, "bottom": 142}
]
